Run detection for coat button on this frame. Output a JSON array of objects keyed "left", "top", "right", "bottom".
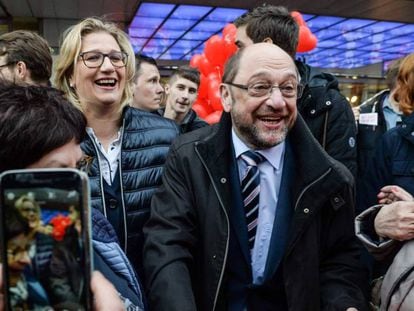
[
  {"left": 333, "top": 197, "right": 340, "bottom": 203},
  {"left": 326, "top": 100, "right": 332, "bottom": 106},
  {"left": 303, "top": 208, "right": 309, "bottom": 214},
  {"left": 402, "top": 124, "right": 407, "bottom": 128},
  {"left": 213, "top": 254, "right": 217, "bottom": 259},
  {"left": 109, "top": 198, "right": 117, "bottom": 209},
  {"left": 220, "top": 178, "right": 227, "bottom": 184},
  {"left": 411, "top": 131, "right": 414, "bottom": 136},
  {"left": 310, "top": 109, "right": 316, "bottom": 115}
]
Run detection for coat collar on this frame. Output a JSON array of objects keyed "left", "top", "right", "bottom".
[{"left": 196, "top": 112, "right": 343, "bottom": 208}]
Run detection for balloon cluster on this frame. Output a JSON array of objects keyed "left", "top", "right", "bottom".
[
  {"left": 190, "top": 23, "right": 238, "bottom": 124},
  {"left": 291, "top": 11, "right": 318, "bottom": 53}
]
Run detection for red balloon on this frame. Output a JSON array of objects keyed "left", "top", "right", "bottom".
[
  {"left": 222, "top": 23, "right": 237, "bottom": 43},
  {"left": 207, "top": 71, "right": 221, "bottom": 83},
  {"left": 291, "top": 11, "right": 305, "bottom": 26},
  {"left": 193, "top": 99, "right": 213, "bottom": 119},
  {"left": 204, "top": 110, "right": 222, "bottom": 125},
  {"left": 197, "top": 53, "right": 215, "bottom": 76},
  {"left": 308, "top": 34, "right": 318, "bottom": 50},
  {"left": 207, "top": 77, "right": 222, "bottom": 111},
  {"left": 189, "top": 54, "right": 202, "bottom": 69},
  {"left": 297, "top": 26, "right": 316, "bottom": 52},
  {"left": 204, "top": 35, "right": 227, "bottom": 67},
  {"left": 223, "top": 39, "right": 238, "bottom": 63},
  {"left": 197, "top": 74, "right": 209, "bottom": 99}
]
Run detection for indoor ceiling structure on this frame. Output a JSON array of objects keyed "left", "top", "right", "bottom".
[
  {"left": 0, "top": 0, "right": 414, "bottom": 70},
  {"left": 129, "top": 2, "right": 414, "bottom": 69}
]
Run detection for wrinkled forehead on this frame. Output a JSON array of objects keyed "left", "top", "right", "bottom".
[{"left": 236, "top": 50, "right": 298, "bottom": 83}]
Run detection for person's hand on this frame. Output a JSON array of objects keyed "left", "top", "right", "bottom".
[
  {"left": 377, "top": 185, "right": 414, "bottom": 204},
  {"left": 91, "top": 271, "right": 124, "bottom": 311},
  {"left": 374, "top": 201, "right": 414, "bottom": 241}
]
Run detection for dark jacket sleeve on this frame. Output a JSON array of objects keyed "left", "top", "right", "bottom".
[
  {"left": 355, "top": 204, "right": 402, "bottom": 261},
  {"left": 143, "top": 146, "right": 198, "bottom": 311},
  {"left": 323, "top": 89, "right": 358, "bottom": 177},
  {"left": 318, "top": 178, "right": 369, "bottom": 310}
]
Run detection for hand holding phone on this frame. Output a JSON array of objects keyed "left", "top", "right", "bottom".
[{"left": 0, "top": 169, "right": 93, "bottom": 311}]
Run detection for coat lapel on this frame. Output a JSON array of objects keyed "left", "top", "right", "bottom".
[
  {"left": 263, "top": 141, "right": 294, "bottom": 280},
  {"left": 195, "top": 113, "right": 251, "bottom": 266}
]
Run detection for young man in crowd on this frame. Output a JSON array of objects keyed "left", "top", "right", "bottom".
[
  {"left": 234, "top": 5, "right": 357, "bottom": 177},
  {"left": 132, "top": 54, "right": 164, "bottom": 111},
  {"left": 143, "top": 43, "right": 367, "bottom": 311},
  {"left": 354, "top": 58, "right": 403, "bottom": 179},
  {"left": 161, "top": 65, "right": 208, "bottom": 133},
  {"left": 0, "top": 30, "right": 52, "bottom": 86}
]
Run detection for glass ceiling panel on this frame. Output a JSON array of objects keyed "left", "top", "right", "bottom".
[
  {"left": 170, "top": 5, "right": 212, "bottom": 19},
  {"left": 135, "top": 3, "right": 175, "bottom": 18},
  {"left": 205, "top": 8, "right": 247, "bottom": 22},
  {"left": 129, "top": 2, "right": 414, "bottom": 69},
  {"left": 333, "top": 19, "right": 376, "bottom": 32},
  {"left": 306, "top": 16, "right": 345, "bottom": 30}
]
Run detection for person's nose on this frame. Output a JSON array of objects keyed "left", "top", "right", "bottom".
[
  {"left": 19, "top": 251, "right": 31, "bottom": 266},
  {"left": 266, "top": 87, "right": 286, "bottom": 109},
  {"left": 100, "top": 55, "right": 115, "bottom": 72},
  {"left": 181, "top": 89, "right": 189, "bottom": 100},
  {"left": 156, "top": 83, "right": 164, "bottom": 94}
]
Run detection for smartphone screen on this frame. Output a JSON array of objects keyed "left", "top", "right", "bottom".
[{"left": 0, "top": 169, "right": 92, "bottom": 311}]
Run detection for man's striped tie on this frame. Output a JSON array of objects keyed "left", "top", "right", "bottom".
[{"left": 240, "top": 150, "right": 264, "bottom": 251}]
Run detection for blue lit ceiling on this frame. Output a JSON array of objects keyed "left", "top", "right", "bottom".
[{"left": 128, "top": 2, "right": 414, "bottom": 69}]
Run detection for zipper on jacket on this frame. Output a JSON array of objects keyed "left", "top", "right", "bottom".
[
  {"left": 294, "top": 168, "right": 331, "bottom": 211},
  {"left": 195, "top": 144, "right": 229, "bottom": 311},
  {"left": 87, "top": 131, "right": 108, "bottom": 217},
  {"left": 118, "top": 120, "right": 128, "bottom": 253},
  {"left": 286, "top": 168, "right": 332, "bottom": 258}
]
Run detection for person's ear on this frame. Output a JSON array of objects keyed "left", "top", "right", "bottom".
[
  {"left": 15, "top": 61, "right": 28, "bottom": 81},
  {"left": 69, "top": 75, "right": 75, "bottom": 89},
  {"left": 263, "top": 37, "right": 274, "bottom": 44},
  {"left": 220, "top": 83, "right": 232, "bottom": 112},
  {"left": 164, "top": 84, "right": 170, "bottom": 95}
]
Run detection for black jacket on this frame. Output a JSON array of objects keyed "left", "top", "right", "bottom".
[
  {"left": 81, "top": 106, "right": 179, "bottom": 273},
  {"left": 357, "top": 112, "right": 414, "bottom": 213},
  {"left": 296, "top": 61, "right": 357, "bottom": 177},
  {"left": 356, "top": 90, "right": 389, "bottom": 178},
  {"left": 143, "top": 112, "right": 367, "bottom": 311},
  {"left": 156, "top": 108, "right": 209, "bottom": 134}
]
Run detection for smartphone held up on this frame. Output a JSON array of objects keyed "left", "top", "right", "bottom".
[{"left": 0, "top": 169, "right": 93, "bottom": 311}]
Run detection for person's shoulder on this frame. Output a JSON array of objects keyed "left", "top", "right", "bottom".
[
  {"left": 171, "top": 123, "right": 218, "bottom": 150},
  {"left": 123, "top": 106, "right": 179, "bottom": 132},
  {"left": 91, "top": 208, "right": 119, "bottom": 244}
]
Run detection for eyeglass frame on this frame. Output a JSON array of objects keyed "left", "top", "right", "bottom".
[
  {"left": 225, "top": 81, "right": 305, "bottom": 99},
  {"left": 78, "top": 51, "right": 128, "bottom": 69}
]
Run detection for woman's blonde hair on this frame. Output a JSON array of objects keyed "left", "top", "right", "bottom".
[
  {"left": 15, "top": 195, "right": 40, "bottom": 215},
  {"left": 53, "top": 17, "right": 135, "bottom": 112},
  {"left": 395, "top": 53, "right": 414, "bottom": 116}
]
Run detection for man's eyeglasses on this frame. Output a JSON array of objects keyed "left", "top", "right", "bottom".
[
  {"left": 79, "top": 51, "right": 128, "bottom": 69},
  {"left": 225, "top": 82, "right": 304, "bottom": 99}
]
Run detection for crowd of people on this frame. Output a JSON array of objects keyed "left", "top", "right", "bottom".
[{"left": 0, "top": 3, "right": 412, "bottom": 311}]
